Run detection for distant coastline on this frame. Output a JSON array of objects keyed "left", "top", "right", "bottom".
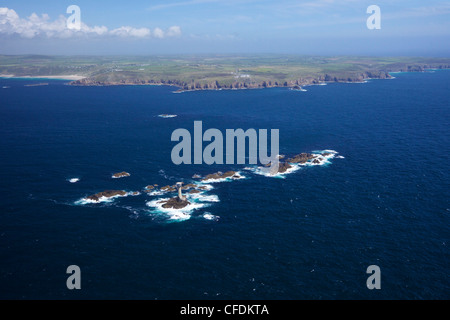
[
  {"left": 1, "top": 55, "right": 449, "bottom": 92},
  {"left": 0, "top": 74, "right": 86, "bottom": 81},
  {"left": 1, "top": 67, "right": 448, "bottom": 93}
]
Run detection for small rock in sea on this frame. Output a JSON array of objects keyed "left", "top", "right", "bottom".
[
  {"left": 112, "top": 171, "right": 130, "bottom": 179},
  {"left": 161, "top": 185, "right": 176, "bottom": 192},
  {"left": 287, "top": 153, "right": 315, "bottom": 164},
  {"left": 160, "top": 197, "right": 190, "bottom": 209},
  {"left": 86, "top": 190, "right": 127, "bottom": 202},
  {"left": 201, "top": 171, "right": 236, "bottom": 182},
  {"left": 181, "top": 183, "right": 196, "bottom": 190}
]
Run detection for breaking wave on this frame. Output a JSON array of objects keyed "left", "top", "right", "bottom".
[
  {"left": 244, "top": 164, "right": 302, "bottom": 179},
  {"left": 75, "top": 191, "right": 140, "bottom": 205},
  {"left": 198, "top": 171, "right": 246, "bottom": 184},
  {"left": 203, "top": 212, "right": 220, "bottom": 221},
  {"left": 145, "top": 190, "right": 220, "bottom": 222},
  {"left": 158, "top": 114, "right": 177, "bottom": 118},
  {"left": 71, "top": 150, "right": 343, "bottom": 222},
  {"left": 245, "top": 150, "right": 343, "bottom": 178}
]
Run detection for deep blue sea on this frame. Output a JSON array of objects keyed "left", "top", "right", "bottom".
[{"left": 0, "top": 70, "right": 449, "bottom": 299}]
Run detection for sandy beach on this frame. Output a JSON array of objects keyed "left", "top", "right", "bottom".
[{"left": 0, "top": 74, "right": 86, "bottom": 80}]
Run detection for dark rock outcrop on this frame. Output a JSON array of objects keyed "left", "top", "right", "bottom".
[
  {"left": 160, "top": 197, "right": 190, "bottom": 209},
  {"left": 287, "top": 153, "right": 315, "bottom": 164},
  {"left": 112, "top": 172, "right": 130, "bottom": 178},
  {"left": 161, "top": 185, "right": 176, "bottom": 192},
  {"left": 277, "top": 162, "right": 292, "bottom": 173},
  {"left": 87, "top": 190, "right": 127, "bottom": 202},
  {"left": 201, "top": 171, "right": 238, "bottom": 182},
  {"left": 181, "top": 183, "right": 197, "bottom": 190}
]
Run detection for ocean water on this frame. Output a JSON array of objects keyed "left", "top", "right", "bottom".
[{"left": 0, "top": 70, "right": 449, "bottom": 299}]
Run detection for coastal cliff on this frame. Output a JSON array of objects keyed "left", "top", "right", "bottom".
[
  {"left": 69, "top": 63, "right": 450, "bottom": 92},
  {"left": 69, "top": 71, "right": 393, "bottom": 89},
  {"left": 2, "top": 55, "right": 449, "bottom": 93}
]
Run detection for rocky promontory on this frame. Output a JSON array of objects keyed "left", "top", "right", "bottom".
[
  {"left": 3, "top": 55, "right": 448, "bottom": 94},
  {"left": 67, "top": 62, "right": 450, "bottom": 93}
]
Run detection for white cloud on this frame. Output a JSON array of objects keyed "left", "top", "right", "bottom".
[
  {"left": 153, "top": 27, "right": 164, "bottom": 38},
  {"left": 0, "top": 7, "right": 181, "bottom": 39},
  {"left": 166, "top": 26, "right": 182, "bottom": 37},
  {"left": 110, "top": 26, "right": 151, "bottom": 38}
]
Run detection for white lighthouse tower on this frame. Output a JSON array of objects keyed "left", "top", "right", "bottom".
[{"left": 176, "top": 182, "right": 186, "bottom": 201}]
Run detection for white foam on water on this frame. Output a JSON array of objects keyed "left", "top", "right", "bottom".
[
  {"left": 231, "top": 173, "right": 246, "bottom": 180},
  {"left": 245, "top": 149, "right": 343, "bottom": 176},
  {"left": 112, "top": 173, "right": 130, "bottom": 179},
  {"left": 191, "top": 193, "right": 220, "bottom": 203},
  {"left": 306, "top": 157, "right": 329, "bottom": 166},
  {"left": 68, "top": 178, "right": 80, "bottom": 183},
  {"left": 147, "top": 190, "right": 165, "bottom": 196},
  {"left": 199, "top": 171, "right": 246, "bottom": 184},
  {"left": 312, "top": 149, "right": 338, "bottom": 155},
  {"left": 158, "top": 114, "right": 177, "bottom": 118},
  {"left": 75, "top": 191, "right": 137, "bottom": 205},
  {"left": 199, "top": 177, "right": 228, "bottom": 183},
  {"left": 76, "top": 195, "right": 120, "bottom": 205},
  {"left": 168, "top": 211, "right": 191, "bottom": 221},
  {"left": 145, "top": 183, "right": 221, "bottom": 222},
  {"left": 343, "top": 80, "right": 368, "bottom": 84},
  {"left": 194, "top": 183, "right": 214, "bottom": 191},
  {"left": 146, "top": 196, "right": 208, "bottom": 222},
  {"left": 75, "top": 198, "right": 97, "bottom": 205},
  {"left": 203, "top": 212, "right": 220, "bottom": 221},
  {"left": 306, "top": 150, "right": 340, "bottom": 166},
  {"left": 280, "top": 163, "right": 303, "bottom": 175},
  {"left": 245, "top": 163, "right": 302, "bottom": 178}
]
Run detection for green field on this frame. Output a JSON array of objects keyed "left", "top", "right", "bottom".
[{"left": 1, "top": 55, "right": 449, "bottom": 90}]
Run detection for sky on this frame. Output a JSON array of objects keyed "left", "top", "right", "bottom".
[{"left": 0, "top": 0, "right": 449, "bottom": 55}]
